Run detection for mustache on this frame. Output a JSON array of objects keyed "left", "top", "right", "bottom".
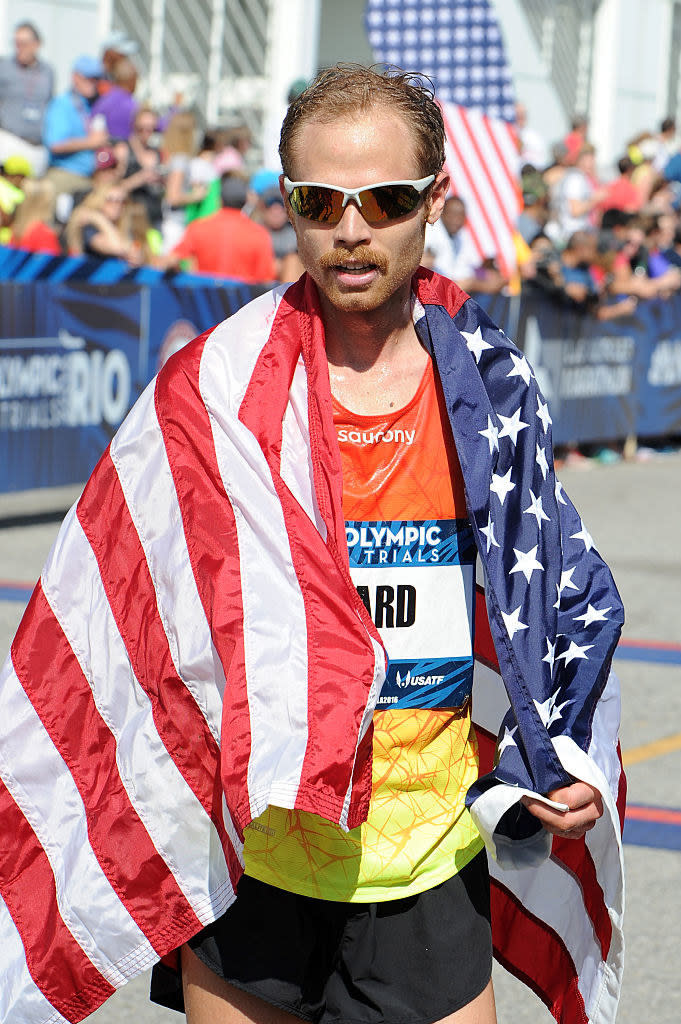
[{"left": 319, "top": 246, "right": 388, "bottom": 273}]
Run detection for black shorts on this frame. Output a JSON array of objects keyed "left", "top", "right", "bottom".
[{"left": 150, "top": 851, "right": 492, "bottom": 1024}]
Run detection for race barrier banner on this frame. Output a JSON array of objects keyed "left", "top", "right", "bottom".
[
  {"left": 2, "top": 250, "right": 681, "bottom": 492},
  {"left": 0, "top": 250, "right": 267, "bottom": 492}
]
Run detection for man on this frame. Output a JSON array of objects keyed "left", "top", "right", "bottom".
[
  {"left": 255, "top": 184, "right": 302, "bottom": 279},
  {"left": 43, "top": 54, "right": 108, "bottom": 195},
  {"left": 169, "top": 174, "right": 276, "bottom": 283},
  {"left": 425, "top": 194, "right": 507, "bottom": 293},
  {"left": 547, "top": 143, "right": 606, "bottom": 247},
  {"left": 0, "top": 21, "right": 54, "bottom": 176},
  {"left": 0, "top": 67, "right": 624, "bottom": 1024}
]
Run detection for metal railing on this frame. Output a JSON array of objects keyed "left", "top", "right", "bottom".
[
  {"left": 110, "top": 0, "right": 270, "bottom": 141},
  {"left": 520, "top": 0, "right": 601, "bottom": 118}
]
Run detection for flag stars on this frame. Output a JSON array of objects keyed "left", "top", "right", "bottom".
[
  {"left": 502, "top": 605, "right": 528, "bottom": 639},
  {"left": 555, "top": 480, "right": 567, "bottom": 506},
  {"left": 497, "top": 407, "right": 530, "bottom": 446},
  {"left": 554, "top": 566, "right": 580, "bottom": 608},
  {"left": 497, "top": 725, "right": 518, "bottom": 756},
  {"left": 574, "top": 604, "right": 612, "bottom": 628},
  {"left": 490, "top": 467, "right": 515, "bottom": 505},
  {"left": 557, "top": 640, "right": 594, "bottom": 666},
  {"left": 535, "top": 443, "right": 549, "bottom": 480},
  {"left": 534, "top": 688, "right": 571, "bottom": 729},
  {"left": 542, "top": 638, "right": 556, "bottom": 674},
  {"left": 478, "top": 414, "right": 500, "bottom": 454},
  {"left": 462, "top": 325, "right": 493, "bottom": 363},
  {"left": 536, "top": 395, "right": 552, "bottom": 433},
  {"left": 523, "top": 489, "right": 550, "bottom": 530},
  {"left": 571, "top": 519, "right": 594, "bottom": 552},
  {"left": 510, "top": 544, "right": 545, "bottom": 584},
  {"left": 507, "top": 351, "right": 533, "bottom": 386},
  {"left": 480, "top": 511, "right": 500, "bottom": 552}
]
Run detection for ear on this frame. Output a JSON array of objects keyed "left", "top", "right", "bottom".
[{"left": 426, "top": 171, "right": 450, "bottom": 225}]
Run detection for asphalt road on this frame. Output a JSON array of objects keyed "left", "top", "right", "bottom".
[{"left": 1, "top": 451, "right": 679, "bottom": 1023}]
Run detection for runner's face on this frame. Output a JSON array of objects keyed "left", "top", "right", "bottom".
[{"left": 284, "top": 107, "right": 447, "bottom": 316}]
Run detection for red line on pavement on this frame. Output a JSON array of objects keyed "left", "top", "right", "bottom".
[
  {"left": 626, "top": 806, "right": 681, "bottom": 826},
  {"left": 619, "top": 638, "right": 681, "bottom": 652}
]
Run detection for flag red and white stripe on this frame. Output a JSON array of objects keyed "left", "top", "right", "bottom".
[{"left": 441, "top": 103, "right": 521, "bottom": 277}]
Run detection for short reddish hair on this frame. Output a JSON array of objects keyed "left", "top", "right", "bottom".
[{"left": 279, "top": 64, "right": 445, "bottom": 179}]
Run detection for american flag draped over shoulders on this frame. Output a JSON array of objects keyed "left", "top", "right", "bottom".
[
  {"left": 365, "top": 0, "right": 521, "bottom": 276},
  {"left": 0, "top": 273, "right": 624, "bottom": 1024}
]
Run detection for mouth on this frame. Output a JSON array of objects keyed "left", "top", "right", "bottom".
[{"left": 330, "top": 261, "right": 381, "bottom": 286}]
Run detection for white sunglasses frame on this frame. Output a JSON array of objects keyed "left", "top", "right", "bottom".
[{"left": 282, "top": 175, "right": 436, "bottom": 219}]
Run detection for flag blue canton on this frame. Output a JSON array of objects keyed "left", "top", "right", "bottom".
[{"left": 365, "top": 0, "right": 516, "bottom": 121}]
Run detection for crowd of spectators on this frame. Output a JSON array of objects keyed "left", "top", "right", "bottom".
[
  {"left": 0, "top": 23, "right": 300, "bottom": 284},
  {"left": 3, "top": 19, "right": 681, "bottom": 320},
  {"left": 425, "top": 106, "right": 681, "bottom": 322}
]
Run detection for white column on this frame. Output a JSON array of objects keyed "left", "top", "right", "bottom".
[
  {"left": 588, "top": 0, "right": 621, "bottom": 172},
  {"left": 149, "top": 0, "right": 166, "bottom": 107},
  {"left": 97, "top": 0, "right": 114, "bottom": 42},
  {"left": 261, "top": 0, "right": 321, "bottom": 170},
  {"left": 206, "top": 0, "right": 225, "bottom": 125}
]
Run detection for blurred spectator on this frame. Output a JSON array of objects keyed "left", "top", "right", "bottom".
[
  {"left": 160, "top": 111, "right": 207, "bottom": 251},
  {"left": 663, "top": 224, "right": 681, "bottom": 268},
  {"left": 118, "top": 107, "right": 164, "bottom": 228},
  {"left": 214, "top": 124, "right": 252, "bottom": 175},
  {"left": 600, "top": 212, "right": 680, "bottom": 299},
  {"left": 0, "top": 171, "right": 24, "bottom": 243},
  {"left": 598, "top": 156, "right": 646, "bottom": 214},
  {"left": 651, "top": 116, "right": 677, "bottom": 173},
  {"left": 563, "top": 114, "right": 589, "bottom": 164},
  {"left": 546, "top": 144, "right": 605, "bottom": 246},
  {"left": 517, "top": 165, "right": 549, "bottom": 243},
  {"left": 514, "top": 102, "right": 548, "bottom": 169},
  {"left": 425, "top": 195, "right": 507, "bottom": 293},
  {"left": 167, "top": 174, "right": 276, "bottom": 282},
  {"left": 43, "top": 55, "right": 107, "bottom": 194},
  {"left": 89, "top": 57, "right": 138, "bottom": 141},
  {"left": 643, "top": 213, "right": 679, "bottom": 281},
  {"left": 542, "top": 140, "right": 570, "bottom": 193},
  {"left": 65, "top": 185, "right": 141, "bottom": 264},
  {"left": 0, "top": 22, "right": 54, "bottom": 177},
  {"left": 591, "top": 232, "right": 639, "bottom": 320},
  {"left": 99, "top": 32, "right": 139, "bottom": 93},
  {"left": 128, "top": 200, "right": 162, "bottom": 264},
  {"left": 556, "top": 230, "right": 599, "bottom": 308},
  {"left": 10, "top": 178, "right": 61, "bottom": 254},
  {"left": 526, "top": 233, "right": 565, "bottom": 299},
  {"left": 1, "top": 154, "right": 32, "bottom": 190},
  {"left": 254, "top": 185, "right": 301, "bottom": 280},
  {"left": 185, "top": 130, "right": 223, "bottom": 222},
  {"left": 62, "top": 146, "right": 124, "bottom": 225},
  {"left": 626, "top": 135, "right": 659, "bottom": 201}
]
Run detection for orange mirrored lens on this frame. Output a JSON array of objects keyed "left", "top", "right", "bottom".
[{"left": 289, "top": 184, "right": 423, "bottom": 224}]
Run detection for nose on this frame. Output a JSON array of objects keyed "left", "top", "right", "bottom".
[{"left": 332, "top": 200, "right": 372, "bottom": 248}]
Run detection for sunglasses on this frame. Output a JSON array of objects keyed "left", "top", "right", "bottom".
[{"left": 283, "top": 175, "right": 435, "bottom": 225}]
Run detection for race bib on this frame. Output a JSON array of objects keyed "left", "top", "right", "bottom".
[{"left": 347, "top": 519, "right": 475, "bottom": 710}]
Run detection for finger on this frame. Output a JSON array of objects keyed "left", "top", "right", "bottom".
[{"left": 547, "top": 783, "right": 598, "bottom": 810}]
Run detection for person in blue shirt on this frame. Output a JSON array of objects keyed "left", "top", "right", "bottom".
[{"left": 43, "top": 54, "right": 109, "bottom": 194}]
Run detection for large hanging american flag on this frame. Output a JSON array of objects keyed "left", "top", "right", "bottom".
[
  {"left": 0, "top": 273, "right": 624, "bottom": 1023},
  {"left": 365, "top": 0, "right": 522, "bottom": 276}
]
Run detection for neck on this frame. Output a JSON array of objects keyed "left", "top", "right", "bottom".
[{"left": 321, "top": 281, "right": 417, "bottom": 371}]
